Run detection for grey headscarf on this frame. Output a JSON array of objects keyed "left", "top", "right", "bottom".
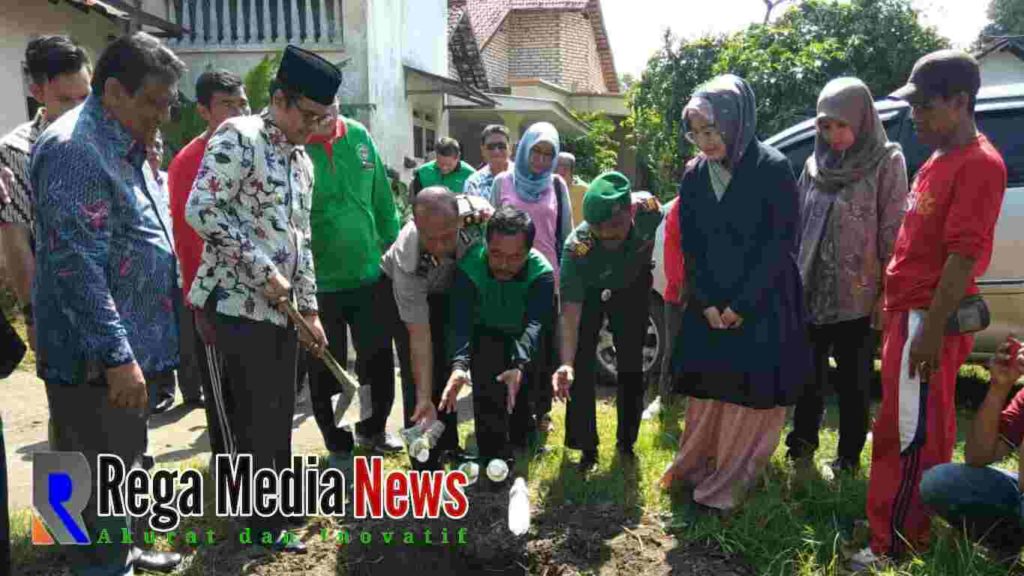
[
  {"left": 807, "top": 77, "right": 897, "bottom": 193},
  {"left": 683, "top": 74, "right": 758, "bottom": 170}
]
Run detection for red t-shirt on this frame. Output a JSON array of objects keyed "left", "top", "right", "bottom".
[
  {"left": 999, "top": 387, "right": 1024, "bottom": 448},
  {"left": 167, "top": 134, "right": 208, "bottom": 302},
  {"left": 885, "top": 134, "right": 1006, "bottom": 311}
]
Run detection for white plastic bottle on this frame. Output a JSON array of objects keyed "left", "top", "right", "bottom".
[
  {"left": 400, "top": 420, "right": 446, "bottom": 463},
  {"left": 508, "top": 477, "right": 530, "bottom": 536}
]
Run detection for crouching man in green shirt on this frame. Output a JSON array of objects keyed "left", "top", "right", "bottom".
[
  {"left": 553, "top": 172, "right": 663, "bottom": 472},
  {"left": 306, "top": 104, "right": 402, "bottom": 468},
  {"left": 439, "top": 205, "right": 555, "bottom": 472}
]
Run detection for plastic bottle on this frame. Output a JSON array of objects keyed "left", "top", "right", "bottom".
[
  {"left": 400, "top": 420, "right": 446, "bottom": 463},
  {"left": 457, "top": 462, "right": 479, "bottom": 485},
  {"left": 486, "top": 458, "right": 509, "bottom": 482},
  {"left": 508, "top": 477, "right": 530, "bottom": 536}
]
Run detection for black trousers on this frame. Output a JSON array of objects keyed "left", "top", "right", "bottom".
[
  {"left": 565, "top": 268, "right": 652, "bottom": 452},
  {"left": 385, "top": 277, "right": 459, "bottom": 469},
  {"left": 786, "top": 316, "right": 876, "bottom": 461},
  {"left": 530, "top": 296, "right": 558, "bottom": 421},
  {"left": 214, "top": 313, "right": 297, "bottom": 533},
  {"left": 470, "top": 327, "right": 532, "bottom": 462},
  {"left": 0, "top": 414, "right": 9, "bottom": 576},
  {"left": 309, "top": 279, "right": 396, "bottom": 453},
  {"left": 182, "top": 303, "right": 235, "bottom": 456}
]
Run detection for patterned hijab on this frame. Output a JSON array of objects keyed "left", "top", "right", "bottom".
[
  {"left": 512, "top": 122, "right": 560, "bottom": 202},
  {"left": 808, "top": 78, "right": 896, "bottom": 193},
  {"left": 683, "top": 74, "right": 758, "bottom": 170}
]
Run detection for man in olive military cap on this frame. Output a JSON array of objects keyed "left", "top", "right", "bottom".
[
  {"left": 186, "top": 44, "right": 339, "bottom": 553},
  {"left": 552, "top": 172, "right": 663, "bottom": 472}
]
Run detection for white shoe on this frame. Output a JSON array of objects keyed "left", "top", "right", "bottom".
[
  {"left": 848, "top": 547, "right": 887, "bottom": 573},
  {"left": 641, "top": 396, "right": 663, "bottom": 421}
]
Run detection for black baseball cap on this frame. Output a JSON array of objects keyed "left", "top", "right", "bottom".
[
  {"left": 891, "top": 49, "right": 980, "bottom": 105},
  {"left": 275, "top": 45, "right": 342, "bottom": 105}
]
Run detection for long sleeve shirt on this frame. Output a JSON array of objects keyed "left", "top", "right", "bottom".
[
  {"left": 186, "top": 111, "right": 318, "bottom": 326},
  {"left": 448, "top": 264, "right": 555, "bottom": 372},
  {"left": 31, "top": 95, "right": 179, "bottom": 383},
  {"left": 168, "top": 134, "right": 209, "bottom": 301}
]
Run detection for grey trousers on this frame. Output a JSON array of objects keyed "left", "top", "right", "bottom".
[{"left": 45, "top": 380, "right": 146, "bottom": 576}]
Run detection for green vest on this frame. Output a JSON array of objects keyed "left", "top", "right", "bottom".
[
  {"left": 415, "top": 160, "right": 476, "bottom": 193},
  {"left": 458, "top": 243, "right": 552, "bottom": 334}
]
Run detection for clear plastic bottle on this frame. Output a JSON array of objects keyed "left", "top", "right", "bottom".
[
  {"left": 457, "top": 461, "right": 479, "bottom": 485},
  {"left": 508, "top": 477, "right": 530, "bottom": 536},
  {"left": 400, "top": 420, "right": 446, "bottom": 463}
]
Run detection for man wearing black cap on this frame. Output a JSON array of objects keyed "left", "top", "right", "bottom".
[
  {"left": 552, "top": 172, "right": 662, "bottom": 473},
  {"left": 854, "top": 50, "right": 1008, "bottom": 567},
  {"left": 186, "top": 44, "right": 337, "bottom": 553}
]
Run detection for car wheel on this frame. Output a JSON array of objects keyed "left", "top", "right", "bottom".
[{"left": 595, "top": 293, "right": 665, "bottom": 386}]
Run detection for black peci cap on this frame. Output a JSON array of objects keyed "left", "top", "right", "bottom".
[
  {"left": 275, "top": 45, "right": 341, "bottom": 105},
  {"left": 891, "top": 49, "right": 980, "bottom": 105}
]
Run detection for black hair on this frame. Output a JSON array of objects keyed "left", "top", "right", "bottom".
[
  {"left": 480, "top": 124, "right": 510, "bottom": 144},
  {"left": 269, "top": 79, "right": 303, "bottom": 107},
  {"left": 196, "top": 69, "right": 244, "bottom": 107},
  {"left": 24, "top": 36, "right": 91, "bottom": 86},
  {"left": 91, "top": 32, "right": 185, "bottom": 96},
  {"left": 436, "top": 137, "right": 461, "bottom": 158},
  {"left": 486, "top": 205, "right": 535, "bottom": 250}
]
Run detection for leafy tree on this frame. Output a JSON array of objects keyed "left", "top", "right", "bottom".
[
  {"left": 983, "top": 0, "right": 1024, "bottom": 36},
  {"left": 564, "top": 111, "right": 620, "bottom": 181},
  {"left": 629, "top": 0, "right": 948, "bottom": 195}
]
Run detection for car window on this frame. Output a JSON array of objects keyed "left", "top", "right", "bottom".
[{"left": 977, "top": 108, "right": 1024, "bottom": 187}]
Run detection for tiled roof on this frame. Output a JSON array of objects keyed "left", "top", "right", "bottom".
[{"left": 452, "top": 0, "right": 619, "bottom": 93}]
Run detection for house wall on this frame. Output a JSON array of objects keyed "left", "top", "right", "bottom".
[
  {"left": 558, "top": 12, "right": 605, "bottom": 94},
  {"left": 507, "top": 10, "right": 562, "bottom": 87},
  {"left": 980, "top": 52, "right": 1024, "bottom": 87},
  {"left": 0, "top": 2, "right": 121, "bottom": 130},
  {"left": 366, "top": 0, "right": 446, "bottom": 182},
  {"left": 481, "top": 21, "right": 509, "bottom": 88}
]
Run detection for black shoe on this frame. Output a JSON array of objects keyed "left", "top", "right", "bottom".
[
  {"left": 184, "top": 394, "right": 205, "bottom": 408},
  {"left": 266, "top": 530, "right": 306, "bottom": 554},
  {"left": 616, "top": 444, "right": 636, "bottom": 461},
  {"left": 141, "top": 454, "right": 156, "bottom": 471},
  {"left": 355, "top": 432, "right": 404, "bottom": 454},
  {"left": 151, "top": 396, "right": 175, "bottom": 415},
  {"left": 131, "top": 547, "right": 182, "bottom": 573},
  {"left": 578, "top": 450, "right": 598, "bottom": 473},
  {"left": 830, "top": 458, "right": 860, "bottom": 475}
]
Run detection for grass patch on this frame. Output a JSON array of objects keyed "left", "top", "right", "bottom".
[{"left": 8, "top": 363, "right": 1021, "bottom": 574}]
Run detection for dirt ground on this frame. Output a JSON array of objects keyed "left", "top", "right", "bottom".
[{"left": 4, "top": 368, "right": 754, "bottom": 575}]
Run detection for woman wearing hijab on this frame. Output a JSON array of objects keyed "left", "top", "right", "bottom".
[
  {"left": 490, "top": 122, "right": 573, "bottom": 439},
  {"left": 785, "top": 78, "right": 908, "bottom": 473},
  {"left": 660, "top": 75, "right": 811, "bottom": 511}
]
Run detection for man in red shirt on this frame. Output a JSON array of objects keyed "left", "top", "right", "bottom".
[
  {"left": 854, "top": 50, "right": 1009, "bottom": 567},
  {"left": 919, "top": 338, "right": 1024, "bottom": 563},
  {"left": 167, "top": 70, "right": 249, "bottom": 459}
]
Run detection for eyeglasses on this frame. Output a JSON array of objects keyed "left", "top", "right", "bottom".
[
  {"left": 684, "top": 127, "right": 724, "bottom": 145},
  {"left": 485, "top": 142, "right": 508, "bottom": 151},
  {"left": 295, "top": 103, "right": 333, "bottom": 127}
]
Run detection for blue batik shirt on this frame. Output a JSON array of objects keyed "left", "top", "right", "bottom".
[{"left": 31, "top": 95, "right": 179, "bottom": 385}]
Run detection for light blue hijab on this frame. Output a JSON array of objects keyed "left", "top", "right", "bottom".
[{"left": 513, "top": 122, "right": 560, "bottom": 202}]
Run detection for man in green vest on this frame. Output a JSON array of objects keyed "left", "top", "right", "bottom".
[
  {"left": 306, "top": 104, "right": 402, "bottom": 470},
  {"left": 552, "top": 172, "right": 663, "bottom": 472},
  {"left": 410, "top": 136, "right": 475, "bottom": 196},
  {"left": 439, "top": 205, "right": 555, "bottom": 470}
]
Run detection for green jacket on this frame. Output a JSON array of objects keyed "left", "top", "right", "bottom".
[
  {"left": 413, "top": 160, "right": 476, "bottom": 194},
  {"left": 307, "top": 118, "right": 399, "bottom": 292}
]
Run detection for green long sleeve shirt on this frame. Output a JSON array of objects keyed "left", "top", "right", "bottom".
[{"left": 307, "top": 118, "right": 400, "bottom": 292}]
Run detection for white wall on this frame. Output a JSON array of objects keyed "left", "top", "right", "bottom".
[
  {"left": 980, "top": 52, "right": 1024, "bottom": 88},
  {"left": 0, "top": 1, "right": 121, "bottom": 130},
  {"left": 403, "top": 0, "right": 447, "bottom": 76}
]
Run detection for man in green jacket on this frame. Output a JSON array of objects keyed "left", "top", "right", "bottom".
[
  {"left": 410, "top": 136, "right": 475, "bottom": 196},
  {"left": 306, "top": 105, "right": 402, "bottom": 467},
  {"left": 439, "top": 205, "right": 555, "bottom": 471}
]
